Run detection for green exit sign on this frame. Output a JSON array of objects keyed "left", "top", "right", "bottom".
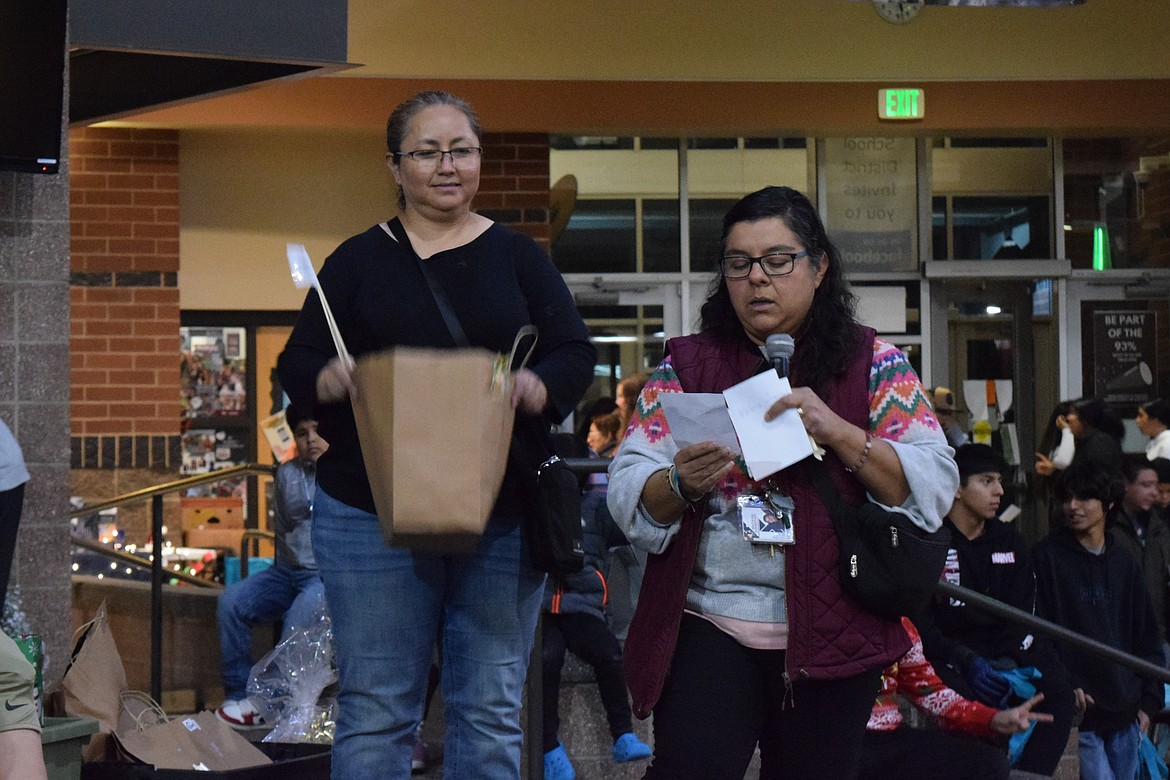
[{"left": 878, "top": 88, "right": 924, "bottom": 120}]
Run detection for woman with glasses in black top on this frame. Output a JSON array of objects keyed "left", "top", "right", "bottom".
[{"left": 279, "top": 90, "right": 593, "bottom": 780}]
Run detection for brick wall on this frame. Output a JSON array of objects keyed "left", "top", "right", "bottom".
[
  {"left": 477, "top": 132, "right": 551, "bottom": 250},
  {"left": 69, "top": 128, "right": 181, "bottom": 469},
  {"left": 63, "top": 128, "right": 552, "bottom": 471}
]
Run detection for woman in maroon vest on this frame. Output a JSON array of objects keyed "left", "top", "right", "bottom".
[{"left": 607, "top": 186, "right": 958, "bottom": 779}]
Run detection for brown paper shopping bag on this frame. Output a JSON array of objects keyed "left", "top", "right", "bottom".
[
  {"left": 114, "top": 698, "right": 272, "bottom": 771},
  {"left": 52, "top": 599, "right": 128, "bottom": 762},
  {"left": 351, "top": 340, "right": 523, "bottom": 552}
]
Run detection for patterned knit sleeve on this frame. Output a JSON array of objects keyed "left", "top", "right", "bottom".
[
  {"left": 868, "top": 337, "right": 958, "bottom": 532},
  {"left": 898, "top": 619, "right": 998, "bottom": 737},
  {"left": 606, "top": 357, "right": 687, "bottom": 554}
]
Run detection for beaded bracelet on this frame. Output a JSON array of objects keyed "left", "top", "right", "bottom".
[
  {"left": 666, "top": 465, "right": 699, "bottom": 504},
  {"left": 846, "top": 433, "right": 875, "bottom": 474}
]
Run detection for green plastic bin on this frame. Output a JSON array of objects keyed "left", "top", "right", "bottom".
[{"left": 42, "top": 716, "right": 100, "bottom": 780}]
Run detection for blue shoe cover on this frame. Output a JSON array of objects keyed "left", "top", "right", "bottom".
[
  {"left": 544, "top": 742, "right": 576, "bottom": 780},
  {"left": 612, "top": 732, "right": 653, "bottom": 763}
]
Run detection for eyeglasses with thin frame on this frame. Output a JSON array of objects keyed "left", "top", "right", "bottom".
[
  {"left": 720, "top": 251, "right": 809, "bottom": 279},
  {"left": 395, "top": 147, "right": 483, "bottom": 169}
]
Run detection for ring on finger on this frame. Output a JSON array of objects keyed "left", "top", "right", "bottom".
[{"left": 796, "top": 407, "right": 805, "bottom": 417}]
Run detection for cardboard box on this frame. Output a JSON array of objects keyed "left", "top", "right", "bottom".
[
  {"left": 184, "top": 528, "right": 274, "bottom": 557},
  {"left": 179, "top": 498, "right": 243, "bottom": 532},
  {"left": 182, "top": 528, "right": 244, "bottom": 552}
]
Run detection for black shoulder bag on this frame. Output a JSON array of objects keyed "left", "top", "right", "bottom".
[
  {"left": 385, "top": 219, "right": 584, "bottom": 575},
  {"left": 511, "top": 416, "right": 585, "bottom": 576},
  {"left": 808, "top": 458, "right": 950, "bottom": 619}
]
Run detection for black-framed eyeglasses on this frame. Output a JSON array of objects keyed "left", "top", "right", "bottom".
[
  {"left": 395, "top": 147, "right": 483, "bottom": 169},
  {"left": 720, "top": 251, "right": 809, "bottom": 279}
]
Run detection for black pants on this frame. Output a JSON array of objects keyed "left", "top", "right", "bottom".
[
  {"left": 541, "top": 611, "right": 634, "bottom": 752},
  {"left": 0, "top": 484, "right": 24, "bottom": 615},
  {"left": 933, "top": 644, "right": 1075, "bottom": 776},
  {"left": 644, "top": 614, "right": 882, "bottom": 780},
  {"left": 859, "top": 728, "right": 1010, "bottom": 780}
]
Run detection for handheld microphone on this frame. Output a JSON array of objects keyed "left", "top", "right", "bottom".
[{"left": 764, "top": 333, "right": 795, "bottom": 379}]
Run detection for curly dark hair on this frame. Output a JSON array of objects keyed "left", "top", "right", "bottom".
[
  {"left": 1054, "top": 461, "right": 1124, "bottom": 513},
  {"left": 1070, "top": 396, "right": 1124, "bottom": 443},
  {"left": 698, "top": 186, "right": 861, "bottom": 396}
]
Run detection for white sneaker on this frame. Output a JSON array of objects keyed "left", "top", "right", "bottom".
[
  {"left": 411, "top": 722, "right": 428, "bottom": 772},
  {"left": 215, "top": 698, "right": 265, "bottom": 729}
]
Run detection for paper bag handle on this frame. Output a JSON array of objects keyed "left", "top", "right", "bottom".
[
  {"left": 69, "top": 599, "right": 109, "bottom": 655},
  {"left": 120, "top": 690, "right": 168, "bottom": 733},
  {"left": 510, "top": 325, "right": 538, "bottom": 373}
]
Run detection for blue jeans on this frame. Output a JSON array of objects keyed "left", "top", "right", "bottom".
[
  {"left": 1078, "top": 721, "right": 1140, "bottom": 780},
  {"left": 312, "top": 488, "right": 545, "bottom": 780},
  {"left": 217, "top": 562, "right": 324, "bottom": 700}
]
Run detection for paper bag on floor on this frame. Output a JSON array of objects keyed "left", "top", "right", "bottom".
[
  {"left": 115, "top": 699, "right": 272, "bottom": 771},
  {"left": 51, "top": 599, "right": 127, "bottom": 762},
  {"left": 351, "top": 334, "right": 532, "bottom": 553}
]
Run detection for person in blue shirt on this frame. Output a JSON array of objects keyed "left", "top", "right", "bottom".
[
  {"left": 0, "top": 418, "right": 29, "bottom": 615},
  {"left": 216, "top": 404, "right": 327, "bottom": 729}
]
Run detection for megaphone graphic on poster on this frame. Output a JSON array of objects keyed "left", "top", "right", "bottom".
[{"left": 1105, "top": 361, "right": 1153, "bottom": 392}]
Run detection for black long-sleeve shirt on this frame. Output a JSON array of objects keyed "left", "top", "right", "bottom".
[
  {"left": 278, "top": 221, "right": 595, "bottom": 517},
  {"left": 1033, "top": 528, "right": 1164, "bottom": 734},
  {"left": 917, "top": 516, "right": 1039, "bottom": 669}
]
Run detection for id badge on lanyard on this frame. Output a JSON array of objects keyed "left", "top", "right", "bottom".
[{"left": 737, "top": 490, "right": 796, "bottom": 546}]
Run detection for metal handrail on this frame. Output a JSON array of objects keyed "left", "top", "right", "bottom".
[
  {"left": 239, "top": 529, "right": 276, "bottom": 580},
  {"left": 561, "top": 457, "right": 609, "bottom": 475},
  {"left": 68, "top": 463, "right": 276, "bottom": 517},
  {"left": 71, "top": 536, "right": 215, "bottom": 589},
  {"left": 68, "top": 462, "right": 276, "bottom": 703},
  {"left": 937, "top": 581, "right": 1170, "bottom": 685}
]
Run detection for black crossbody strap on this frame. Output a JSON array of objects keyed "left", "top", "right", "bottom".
[
  {"left": 382, "top": 218, "right": 469, "bottom": 347},
  {"left": 807, "top": 457, "right": 854, "bottom": 524}
]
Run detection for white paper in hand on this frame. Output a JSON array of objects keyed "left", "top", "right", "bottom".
[
  {"left": 722, "top": 371, "right": 813, "bottom": 481},
  {"left": 658, "top": 392, "right": 742, "bottom": 453}
]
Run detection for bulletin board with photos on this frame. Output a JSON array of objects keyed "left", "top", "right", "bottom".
[
  {"left": 181, "top": 326, "right": 248, "bottom": 420},
  {"left": 180, "top": 326, "right": 252, "bottom": 505},
  {"left": 179, "top": 315, "right": 298, "bottom": 529}
]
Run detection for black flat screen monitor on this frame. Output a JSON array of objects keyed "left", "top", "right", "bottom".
[{"left": 0, "top": 0, "right": 67, "bottom": 174}]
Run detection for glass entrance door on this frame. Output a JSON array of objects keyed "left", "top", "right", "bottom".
[{"left": 930, "top": 277, "right": 1060, "bottom": 542}]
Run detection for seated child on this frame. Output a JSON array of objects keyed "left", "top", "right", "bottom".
[
  {"left": 215, "top": 404, "right": 327, "bottom": 728},
  {"left": 861, "top": 617, "right": 1051, "bottom": 780},
  {"left": 541, "top": 485, "right": 651, "bottom": 780}
]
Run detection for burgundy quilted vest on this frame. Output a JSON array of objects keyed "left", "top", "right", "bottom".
[{"left": 623, "top": 326, "right": 910, "bottom": 719}]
